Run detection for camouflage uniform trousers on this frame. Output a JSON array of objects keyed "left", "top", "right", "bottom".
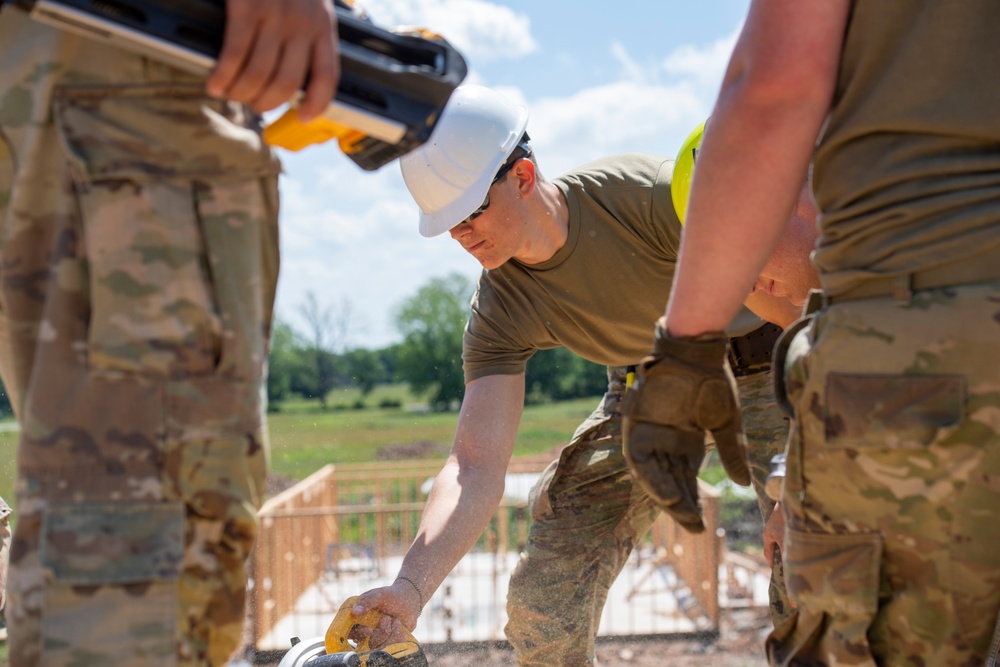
[
  {"left": 767, "top": 283, "right": 1000, "bottom": 667},
  {"left": 0, "top": 10, "right": 281, "bottom": 667},
  {"left": 738, "top": 372, "right": 796, "bottom": 631},
  {"left": 505, "top": 364, "right": 791, "bottom": 666}
]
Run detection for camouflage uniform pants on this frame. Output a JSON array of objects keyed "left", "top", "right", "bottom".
[
  {"left": 505, "top": 364, "right": 791, "bottom": 666},
  {"left": 0, "top": 10, "right": 280, "bottom": 667},
  {"left": 738, "top": 372, "right": 795, "bottom": 630},
  {"left": 767, "top": 284, "right": 1000, "bottom": 666}
]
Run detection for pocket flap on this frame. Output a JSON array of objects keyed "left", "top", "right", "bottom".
[
  {"left": 825, "top": 373, "right": 964, "bottom": 441},
  {"left": 784, "top": 526, "right": 882, "bottom": 617}
]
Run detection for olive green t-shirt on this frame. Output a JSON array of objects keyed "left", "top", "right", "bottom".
[
  {"left": 462, "top": 154, "right": 681, "bottom": 382},
  {"left": 812, "top": 1, "right": 1000, "bottom": 297}
]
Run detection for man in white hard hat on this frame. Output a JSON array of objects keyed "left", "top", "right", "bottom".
[{"left": 351, "top": 85, "right": 817, "bottom": 665}]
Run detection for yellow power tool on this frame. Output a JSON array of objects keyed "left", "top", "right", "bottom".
[
  {"left": 16, "top": 0, "right": 468, "bottom": 171},
  {"left": 278, "top": 596, "right": 428, "bottom": 667}
]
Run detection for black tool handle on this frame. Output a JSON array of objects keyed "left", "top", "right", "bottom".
[{"left": 306, "top": 651, "right": 362, "bottom": 667}]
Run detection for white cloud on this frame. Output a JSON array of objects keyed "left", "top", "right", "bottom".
[
  {"left": 662, "top": 26, "right": 741, "bottom": 89},
  {"left": 519, "top": 37, "right": 737, "bottom": 177},
  {"left": 609, "top": 40, "right": 646, "bottom": 84},
  {"left": 526, "top": 94, "right": 695, "bottom": 177},
  {"left": 360, "top": 0, "right": 538, "bottom": 62}
]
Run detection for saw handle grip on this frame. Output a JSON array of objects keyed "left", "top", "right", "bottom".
[{"left": 324, "top": 596, "right": 418, "bottom": 655}]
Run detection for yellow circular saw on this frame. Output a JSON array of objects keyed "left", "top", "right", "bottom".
[{"left": 278, "top": 596, "right": 427, "bottom": 667}]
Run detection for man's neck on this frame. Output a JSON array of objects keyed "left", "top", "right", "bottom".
[{"left": 514, "top": 181, "right": 570, "bottom": 265}]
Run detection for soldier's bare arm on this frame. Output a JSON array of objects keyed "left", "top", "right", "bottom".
[{"left": 353, "top": 373, "right": 524, "bottom": 631}]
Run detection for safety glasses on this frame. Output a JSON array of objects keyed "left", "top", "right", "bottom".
[{"left": 462, "top": 140, "right": 532, "bottom": 224}]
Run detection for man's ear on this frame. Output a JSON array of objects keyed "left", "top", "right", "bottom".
[{"left": 513, "top": 158, "right": 537, "bottom": 197}]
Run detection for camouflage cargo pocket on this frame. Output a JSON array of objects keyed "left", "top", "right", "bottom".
[
  {"left": 39, "top": 501, "right": 184, "bottom": 666},
  {"left": 553, "top": 420, "right": 624, "bottom": 491},
  {"left": 528, "top": 414, "right": 624, "bottom": 522},
  {"left": 824, "top": 373, "right": 965, "bottom": 447},
  {"left": 527, "top": 458, "right": 560, "bottom": 521},
  {"left": 51, "top": 84, "right": 279, "bottom": 378},
  {"left": 780, "top": 526, "right": 882, "bottom": 665}
]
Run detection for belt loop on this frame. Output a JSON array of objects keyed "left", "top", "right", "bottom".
[
  {"left": 892, "top": 274, "right": 913, "bottom": 306},
  {"left": 807, "top": 289, "right": 826, "bottom": 314}
]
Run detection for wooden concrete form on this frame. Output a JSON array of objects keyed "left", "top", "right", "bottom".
[{"left": 249, "top": 459, "right": 726, "bottom": 651}]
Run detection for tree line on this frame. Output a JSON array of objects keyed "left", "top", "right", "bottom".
[{"left": 267, "top": 273, "right": 608, "bottom": 412}]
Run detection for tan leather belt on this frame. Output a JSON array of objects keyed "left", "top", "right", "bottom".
[{"left": 827, "top": 252, "right": 1000, "bottom": 304}]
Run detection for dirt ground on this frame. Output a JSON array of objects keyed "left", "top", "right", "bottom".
[
  {"left": 258, "top": 607, "right": 772, "bottom": 666},
  {"left": 422, "top": 607, "right": 771, "bottom": 667}
]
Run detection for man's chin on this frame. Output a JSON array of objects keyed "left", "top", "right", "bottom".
[{"left": 472, "top": 253, "right": 507, "bottom": 271}]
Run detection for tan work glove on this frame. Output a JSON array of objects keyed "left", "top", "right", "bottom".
[{"left": 622, "top": 319, "right": 751, "bottom": 533}]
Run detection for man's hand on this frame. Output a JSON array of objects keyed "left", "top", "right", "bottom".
[
  {"left": 763, "top": 502, "right": 785, "bottom": 569},
  {"left": 622, "top": 318, "right": 750, "bottom": 533},
  {"left": 207, "top": 0, "right": 339, "bottom": 123},
  {"left": 349, "top": 578, "right": 423, "bottom": 647}
]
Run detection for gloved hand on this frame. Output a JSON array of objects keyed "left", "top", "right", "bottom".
[{"left": 622, "top": 318, "right": 751, "bottom": 533}]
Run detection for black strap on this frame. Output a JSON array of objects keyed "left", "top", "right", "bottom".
[{"left": 727, "top": 322, "right": 783, "bottom": 377}]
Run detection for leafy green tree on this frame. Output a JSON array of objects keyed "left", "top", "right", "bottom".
[
  {"left": 393, "top": 273, "right": 473, "bottom": 411},
  {"left": 342, "top": 347, "right": 388, "bottom": 396},
  {"left": 299, "top": 292, "right": 352, "bottom": 408},
  {"left": 266, "top": 319, "right": 297, "bottom": 405},
  {"left": 525, "top": 347, "right": 608, "bottom": 403},
  {"left": 379, "top": 344, "right": 401, "bottom": 382}
]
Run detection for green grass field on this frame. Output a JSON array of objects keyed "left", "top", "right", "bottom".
[
  {"left": 0, "top": 386, "right": 601, "bottom": 513},
  {"left": 267, "top": 393, "right": 596, "bottom": 480}
]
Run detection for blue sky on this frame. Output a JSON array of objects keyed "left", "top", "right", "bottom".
[{"left": 272, "top": 0, "right": 751, "bottom": 349}]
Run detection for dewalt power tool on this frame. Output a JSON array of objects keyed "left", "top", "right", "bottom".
[
  {"left": 13, "top": 0, "right": 468, "bottom": 170},
  {"left": 278, "top": 596, "right": 428, "bottom": 667}
]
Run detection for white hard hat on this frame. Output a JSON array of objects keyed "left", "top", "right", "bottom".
[{"left": 401, "top": 85, "right": 529, "bottom": 237}]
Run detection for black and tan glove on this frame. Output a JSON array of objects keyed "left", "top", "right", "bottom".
[{"left": 622, "top": 319, "right": 751, "bottom": 533}]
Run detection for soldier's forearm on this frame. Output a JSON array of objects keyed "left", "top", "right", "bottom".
[{"left": 398, "top": 454, "right": 506, "bottom": 603}]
